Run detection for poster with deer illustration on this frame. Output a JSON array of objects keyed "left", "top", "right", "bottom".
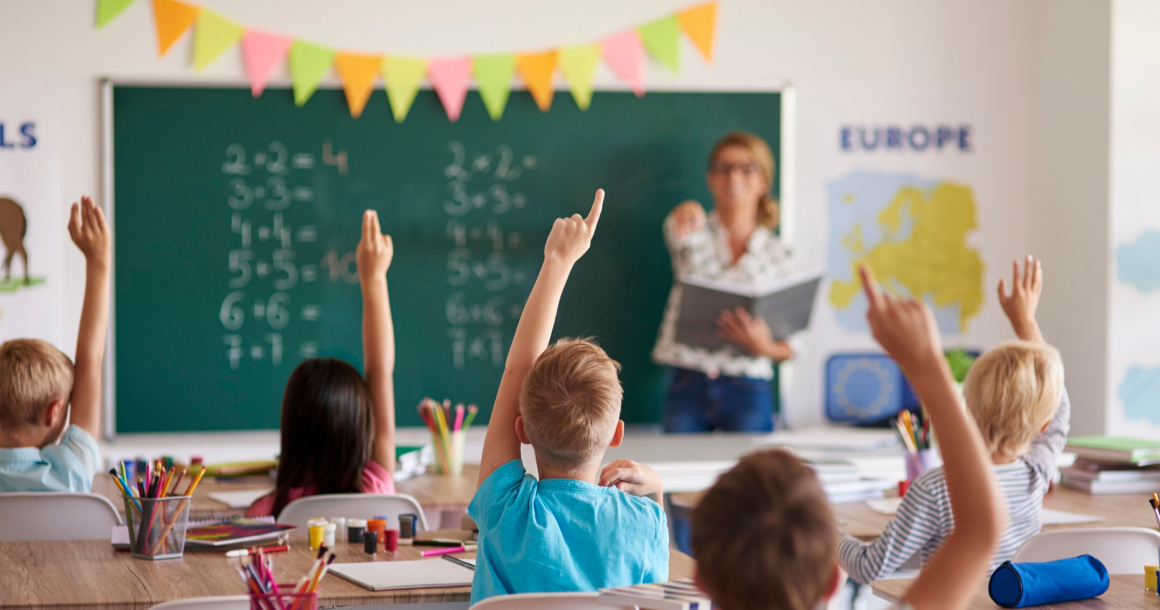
[{"left": 0, "top": 76, "right": 62, "bottom": 347}]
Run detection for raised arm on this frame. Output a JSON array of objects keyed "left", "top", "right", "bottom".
[
  {"left": 67, "top": 196, "right": 111, "bottom": 438},
  {"left": 998, "top": 255, "right": 1044, "bottom": 343},
  {"left": 356, "top": 210, "right": 396, "bottom": 474},
  {"left": 858, "top": 266, "right": 1005, "bottom": 610},
  {"left": 477, "top": 190, "right": 604, "bottom": 485}
]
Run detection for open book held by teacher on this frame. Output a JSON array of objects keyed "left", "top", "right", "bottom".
[{"left": 674, "top": 269, "right": 823, "bottom": 351}]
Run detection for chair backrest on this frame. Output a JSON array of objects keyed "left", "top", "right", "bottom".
[
  {"left": 1012, "top": 527, "right": 1160, "bottom": 574},
  {"left": 275, "top": 493, "right": 430, "bottom": 531},
  {"left": 470, "top": 592, "right": 633, "bottom": 610},
  {"left": 0, "top": 492, "right": 123, "bottom": 541},
  {"left": 147, "top": 596, "right": 249, "bottom": 610}
]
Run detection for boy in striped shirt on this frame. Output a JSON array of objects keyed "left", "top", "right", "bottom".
[{"left": 839, "top": 255, "right": 1068, "bottom": 585}]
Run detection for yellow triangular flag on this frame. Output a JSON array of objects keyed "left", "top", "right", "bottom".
[
  {"left": 382, "top": 56, "right": 427, "bottom": 123},
  {"left": 192, "top": 10, "right": 244, "bottom": 71},
  {"left": 516, "top": 51, "right": 558, "bottom": 112},
  {"left": 151, "top": 0, "right": 200, "bottom": 58},
  {"left": 678, "top": 2, "right": 718, "bottom": 62},
  {"left": 558, "top": 44, "right": 601, "bottom": 111},
  {"left": 335, "top": 53, "right": 382, "bottom": 118}
]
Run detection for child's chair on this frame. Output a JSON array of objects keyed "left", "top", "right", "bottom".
[
  {"left": 146, "top": 597, "right": 249, "bottom": 610},
  {"left": 469, "top": 592, "right": 633, "bottom": 610},
  {"left": 0, "top": 492, "right": 123, "bottom": 541},
  {"left": 1012, "top": 527, "right": 1160, "bottom": 574},
  {"left": 276, "top": 493, "right": 430, "bottom": 531}
]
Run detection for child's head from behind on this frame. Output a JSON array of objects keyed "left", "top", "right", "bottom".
[
  {"left": 963, "top": 340, "right": 1063, "bottom": 461},
  {"left": 0, "top": 339, "right": 74, "bottom": 440},
  {"left": 518, "top": 337, "right": 623, "bottom": 471},
  {"left": 692, "top": 449, "right": 838, "bottom": 610},
  {"left": 273, "top": 357, "right": 372, "bottom": 515}
]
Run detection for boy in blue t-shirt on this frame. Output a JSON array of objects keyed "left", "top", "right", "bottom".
[
  {"left": 470, "top": 190, "right": 669, "bottom": 605},
  {"left": 0, "top": 196, "right": 110, "bottom": 492}
]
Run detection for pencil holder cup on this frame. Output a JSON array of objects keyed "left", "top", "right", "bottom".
[
  {"left": 433, "top": 430, "right": 466, "bottom": 476},
  {"left": 123, "top": 495, "right": 191, "bottom": 560},
  {"left": 250, "top": 585, "right": 318, "bottom": 610},
  {"left": 904, "top": 449, "right": 937, "bottom": 481}
]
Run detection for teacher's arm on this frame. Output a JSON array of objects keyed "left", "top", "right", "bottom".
[{"left": 716, "top": 308, "right": 794, "bottom": 361}]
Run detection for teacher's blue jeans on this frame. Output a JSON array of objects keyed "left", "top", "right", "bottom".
[{"left": 662, "top": 367, "right": 775, "bottom": 433}]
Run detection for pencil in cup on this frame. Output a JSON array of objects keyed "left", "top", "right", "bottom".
[
  {"left": 123, "top": 495, "right": 192, "bottom": 560},
  {"left": 249, "top": 585, "right": 317, "bottom": 610}
]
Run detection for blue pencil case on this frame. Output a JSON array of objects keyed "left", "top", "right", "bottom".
[{"left": 988, "top": 555, "right": 1109, "bottom": 608}]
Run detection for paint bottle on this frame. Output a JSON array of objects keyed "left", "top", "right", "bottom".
[
  {"left": 347, "top": 518, "right": 367, "bottom": 544},
  {"left": 329, "top": 517, "right": 346, "bottom": 542},
  {"left": 364, "top": 530, "right": 378, "bottom": 555},
  {"left": 322, "top": 523, "right": 336, "bottom": 548},
  {"left": 308, "top": 523, "right": 325, "bottom": 550},
  {"left": 399, "top": 515, "right": 415, "bottom": 540}
]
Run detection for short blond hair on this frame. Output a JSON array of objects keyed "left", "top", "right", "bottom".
[
  {"left": 0, "top": 339, "right": 74, "bottom": 428},
  {"left": 519, "top": 338, "right": 623, "bottom": 469},
  {"left": 963, "top": 340, "right": 1064, "bottom": 459},
  {"left": 692, "top": 449, "right": 837, "bottom": 610}
]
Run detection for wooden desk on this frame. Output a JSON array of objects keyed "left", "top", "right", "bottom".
[
  {"left": 91, "top": 465, "right": 480, "bottom": 521},
  {"left": 871, "top": 574, "right": 1153, "bottom": 609},
  {"left": 0, "top": 529, "right": 695, "bottom": 610}
]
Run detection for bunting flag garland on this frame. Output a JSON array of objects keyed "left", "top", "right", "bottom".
[
  {"left": 288, "top": 40, "right": 335, "bottom": 106},
  {"left": 558, "top": 44, "right": 601, "bottom": 111},
  {"left": 473, "top": 54, "right": 516, "bottom": 121},
  {"left": 151, "top": 0, "right": 200, "bottom": 57},
  {"left": 382, "top": 56, "right": 427, "bottom": 123},
  {"left": 96, "top": 0, "right": 137, "bottom": 29},
  {"left": 637, "top": 15, "right": 681, "bottom": 73},
  {"left": 678, "top": 2, "right": 718, "bottom": 62},
  {"left": 335, "top": 53, "right": 381, "bottom": 118},
  {"left": 602, "top": 30, "right": 645, "bottom": 97},
  {"left": 428, "top": 57, "right": 472, "bottom": 122},
  {"left": 99, "top": 0, "right": 719, "bottom": 121},
  {"left": 516, "top": 51, "right": 558, "bottom": 112},
  {"left": 241, "top": 30, "right": 292, "bottom": 97},
  {"left": 192, "top": 10, "right": 243, "bottom": 71}
]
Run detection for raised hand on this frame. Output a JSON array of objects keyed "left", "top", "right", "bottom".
[
  {"left": 860, "top": 265, "right": 943, "bottom": 374},
  {"left": 356, "top": 210, "right": 393, "bottom": 282},
  {"left": 998, "top": 255, "right": 1044, "bottom": 342},
  {"left": 599, "top": 459, "right": 663, "bottom": 498},
  {"left": 544, "top": 189, "right": 604, "bottom": 266},
  {"left": 669, "top": 200, "right": 706, "bottom": 240},
  {"left": 68, "top": 196, "right": 110, "bottom": 270}
]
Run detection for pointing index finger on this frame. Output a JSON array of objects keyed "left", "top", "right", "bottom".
[
  {"left": 859, "top": 265, "right": 883, "bottom": 310},
  {"left": 585, "top": 189, "right": 604, "bottom": 229}
]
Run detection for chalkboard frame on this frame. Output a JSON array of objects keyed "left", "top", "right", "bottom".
[{"left": 99, "top": 79, "right": 796, "bottom": 438}]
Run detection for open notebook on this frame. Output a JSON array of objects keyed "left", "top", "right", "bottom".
[{"left": 328, "top": 558, "right": 475, "bottom": 591}]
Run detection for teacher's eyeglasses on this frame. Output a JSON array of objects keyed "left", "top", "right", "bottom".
[{"left": 709, "top": 162, "right": 761, "bottom": 176}]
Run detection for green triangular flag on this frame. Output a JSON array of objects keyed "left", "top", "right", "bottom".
[
  {"left": 192, "top": 11, "right": 244, "bottom": 71},
  {"left": 289, "top": 40, "right": 335, "bottom": 106},
  {"left": 96, "top": 0, "right": 137, "bottom": 28},
  {"left": 638, "top": 15, "right": 681, "bottom": 72},
  {"left": 558, "top": 44, "right": 601, "bottom": 111},
  {"left": 473, "top": 54, "right": 515, "bottom": 121},
  {"left": 382, "top": 56, "right": 427, "bottom": 123}
]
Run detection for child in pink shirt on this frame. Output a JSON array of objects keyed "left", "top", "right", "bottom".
[{"left": 247, "top": 211, "right": 398, "bottom": 518}]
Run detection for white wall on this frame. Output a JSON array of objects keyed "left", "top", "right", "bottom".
[{"left": 0, "top": 0, "right": 1118, "bottom": 432}]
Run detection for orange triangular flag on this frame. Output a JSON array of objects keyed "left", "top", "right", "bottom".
[
  {"left": 678, "top": 2, "right": 718, "bottom": 62},
  {"left": 335, "top": 53, "right": 382, "bottom": 118},
  {"left": 151, "top": 0, "right": 200, "bottom": 57},
  {"left": 516, "top": 51, "right": 558, "bottom": 112}
]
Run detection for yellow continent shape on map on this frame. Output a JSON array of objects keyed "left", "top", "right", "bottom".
[{"left": 830, "top": 182, "right": 984, "bottom": 332}]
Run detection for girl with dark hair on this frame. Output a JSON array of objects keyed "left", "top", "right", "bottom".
[{"left": 247, "top": 210, "right": 397, "bottom": 517}]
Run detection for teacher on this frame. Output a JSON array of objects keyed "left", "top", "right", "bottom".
[{"left": 652, "top": 132, "right": 796, "bottom": 433}]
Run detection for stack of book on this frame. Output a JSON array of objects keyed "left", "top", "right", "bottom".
[
  {"left": 1060, "top": 436, "right": 1160, "bottom": 494},
  {"left": 395, "top": 444, "right": 434, "bottom": 482}
]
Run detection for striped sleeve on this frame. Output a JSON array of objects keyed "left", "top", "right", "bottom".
[
  {"left": 838, "top": 469, "right": 950, "bottom": 585},
  {"left": 1021, "top": 387, "right": 1071, "bottom": 484}
]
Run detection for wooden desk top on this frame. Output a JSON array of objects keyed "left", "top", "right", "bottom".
[
  {"left": 871, "top": 574, "right": 1152, "bottom": 609},
  {"left": 91, "top": 465, "right": 481, "bottom": 520},
  {"left": 0, "top": 529, "right": 695, "bottom": 610}
]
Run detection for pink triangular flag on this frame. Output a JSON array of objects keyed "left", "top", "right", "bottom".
[
  {"left": 241, "top": 29, "right": 292, "bottom": 97},
  {"left": 603, "top": 30, "right": 644, "bottom": 97},
  {"left": 428, "top": 57, "right": 472, "bottom": 122}
]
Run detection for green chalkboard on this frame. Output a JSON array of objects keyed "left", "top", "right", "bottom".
[{"left": 112, "top": 85, "right": 782, "bottom": 433}]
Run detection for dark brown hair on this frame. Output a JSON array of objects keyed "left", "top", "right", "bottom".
[
  {"left": 270, "top": 358, "right": 373, "bottom": 517},
  {"left": 708, "top": 131, "right": 779, "bottom": 229},
  {"left": 692, "top": 449, "right": 837, "bottom": 610}
]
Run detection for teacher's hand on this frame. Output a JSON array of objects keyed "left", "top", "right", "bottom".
[
  {"left": 669, "top": 200, "right": 707, "bottom": 240},
  {"left": 717, "top": 307, "right": 794, "bottom": 361}
]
